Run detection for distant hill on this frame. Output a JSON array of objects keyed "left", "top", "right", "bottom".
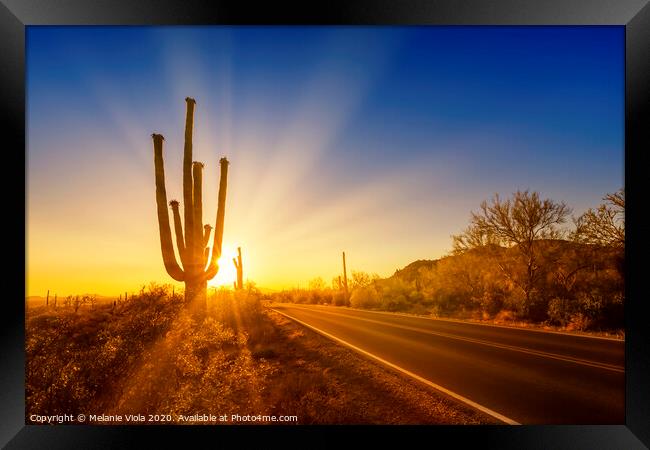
[
  {"left": 391, "top": 259, "right": 439, "bottom": 282},
  {"left": 26, "top": 296, "right": 45, "bottom": 307},
  {"left": 388, "top": 239, "right": 621, "bottom": 284}
]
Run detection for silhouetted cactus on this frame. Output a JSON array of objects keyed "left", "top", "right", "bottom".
[
  {"left": 153, "top": 97, "right": 229, "bottom": 310},
  {"left": 233, "top": 247, "right": 243, "bottom": 290},
  {"left": 46, "top": 290, "right": 49, "bottom": 307},
  {"left": 342, "top": 252, "right": 349, "bottom": 297}
]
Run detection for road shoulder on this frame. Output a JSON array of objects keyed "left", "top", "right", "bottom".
[{"left": 261, "top": 308, "right": 498, "bottom": 424}]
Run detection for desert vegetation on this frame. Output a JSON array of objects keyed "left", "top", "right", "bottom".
[
  {"left": 27, "top": 284, "right": 277, "bottom": 421},
  {"left": 26, "top": 283, "right": 490, "bottom": 424},
  {"left": 270, "top": 189, "right": 624, "bottom": 332}
]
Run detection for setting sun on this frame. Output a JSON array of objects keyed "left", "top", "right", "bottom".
[{"left": 209, "top": 247, "right": 239, "bottom": 288}]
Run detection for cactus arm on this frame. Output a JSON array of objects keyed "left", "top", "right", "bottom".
[
  {"left": 169, "top": 200, "right": 187, "bottom": 268},
  {"left": 192, "top": 162, "right": 204, "bottom": 271},
  {"left": 236, "top": 247, "right": 243, "bottom": 289},
  {"left": 232, "top": 247, "right": 243, "bottom": 289},
  {"left": 203, "top": 247, "right": 210, "bottom": 269},
  {"left": 203, "top": 224, "right": 212, "bottom": 248},
  {"left": 152, "top": 133, "right": 185, "bottom": 282},
  {"left": 204, "top": 157, "right": 229, "bottom": 280},
  {"left": 183, "top": 98, "right": 196, "bottom": 263}
]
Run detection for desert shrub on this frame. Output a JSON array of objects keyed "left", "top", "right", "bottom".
[
  {"left": 429, "top": 289, "right": 460, "bottom": 317},
  {"left": 407, "top": 303, "right": 430, "bottom": 315},
  {"left": 308, "top": 290, "right": 323, "bottom": 304},
  {"left": 349, "top": 286, "right": 380, "bottom": 309},
  {"left": 209, "top": 287, "right": 263, "bottom": 332},
  {"left": 26, "top": 284, "right": 183, "bottom": 417},
  {"left": 479, "top": 291, "right": 506, "bottom": 317},
  {"left": 272, "top": 291, "right": 293, "bottom": 303},
  {"left": 27, "top": 283, "right": 272, "bottom": 421},
  {"left": 547, "top": 298, "right": 573, "bottom": 326},
  {"left": 525, "top": 292, "right": 550, "bottom": 323},
  {"left": 113, "top": 301, "right": 269, "bottom": 417},
  {"left": 320, "top": 290, "right": 333, "bottom": 305},
  {"left": 377, "top": 278, "right": 414, "bottom": 312},
  {"left": 293, "top": 290, "right": 310, "bottom": 304},
  {"left": 594, "top": 294, "right": 624, "bottom": 330},
  {"left": 332, "top": 291, "right": 348, "bottom": 306},
  {"left": 566, "top": 312, "right": 591, "bottom": 331}
]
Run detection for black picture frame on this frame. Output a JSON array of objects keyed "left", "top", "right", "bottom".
[{"left": 3, "top": 0, "right": 649, "bottom": 448}]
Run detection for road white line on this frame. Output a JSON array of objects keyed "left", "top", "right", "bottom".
[
  {"left": 271, "top": 308, "right": 521, "bottom": 425},
  {"left": 283, "top": 305, "right": 624, "bottom": 373}
]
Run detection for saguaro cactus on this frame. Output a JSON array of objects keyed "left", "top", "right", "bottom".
[
  {"left": 233, "top": 247, "right": 243, "bottom": 290},
  {"left": 342, "top": 252, "right": 349, "bottom": 297},
  {"left": 153, "top": 97, "right": 229, "bottom": 310}
]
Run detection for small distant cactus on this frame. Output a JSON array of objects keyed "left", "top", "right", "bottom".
[
  {"left": 342, "top": 252, "right": 349, "bottom": 296},
  {"left": 233, "top": 247, "right": 243, "bottom": 290},
  {"left": 153, "top": 97, "right": 229, "bottom": 310}
]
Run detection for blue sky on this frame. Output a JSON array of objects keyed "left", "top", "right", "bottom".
[{"left": 26, "top": 26, "right": 624, "bottom": 294}]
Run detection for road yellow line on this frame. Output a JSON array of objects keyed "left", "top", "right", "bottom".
[
  {"left": 272, "top": 308, "right": 520, "bottom": 425},
  {"left": 282, "top": 304, "right": 624, "bottom": 373}
]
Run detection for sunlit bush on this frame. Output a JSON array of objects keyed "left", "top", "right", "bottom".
[
  {"left": 26, "top": 283, "right": 271, "bottom": 421},
  {"left": 349, "top": 286, "right": 380, "bottom": 309}
]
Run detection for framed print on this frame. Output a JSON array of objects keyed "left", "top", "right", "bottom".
[{"left": 2, "top": 0, "right": 649, "bottom": 448}]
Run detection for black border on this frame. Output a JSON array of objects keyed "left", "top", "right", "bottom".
[{"left": 4, "top": 1, "right": 649, "bottom": 448}]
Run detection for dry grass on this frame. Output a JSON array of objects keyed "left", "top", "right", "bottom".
[{"left": 26, "top": 285, "right": 495, "bottom": 425}]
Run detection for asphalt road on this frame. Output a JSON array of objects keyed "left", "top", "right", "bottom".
[{"left": 271, "top": 304, "right": 624, "bottom": 424}]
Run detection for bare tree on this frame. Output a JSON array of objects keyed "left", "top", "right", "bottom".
[
  {"left": 452, "top": 223, "right": 500, "bottom": 254},
  {"left": 87, "top": 294, "right": 97, "bottom": 309},
  {"left": 308, "top": 277, "right": 326, "bottom": 291},
  {"left": 573, "top": 188, "right": 624, "bottom": 248},
  {"left": 349, "top": 271, "right": 380, "bottom": 290},
  {"left": 453, "top": 190, "right": 571, "bottom": 314},
  {"left": 72, "top": 295, "right": 84, "bottom": 313}
]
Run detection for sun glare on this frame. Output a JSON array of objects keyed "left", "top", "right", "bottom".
[{"left": 209, "top": 248, "right": 238, "bottom": 288}]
